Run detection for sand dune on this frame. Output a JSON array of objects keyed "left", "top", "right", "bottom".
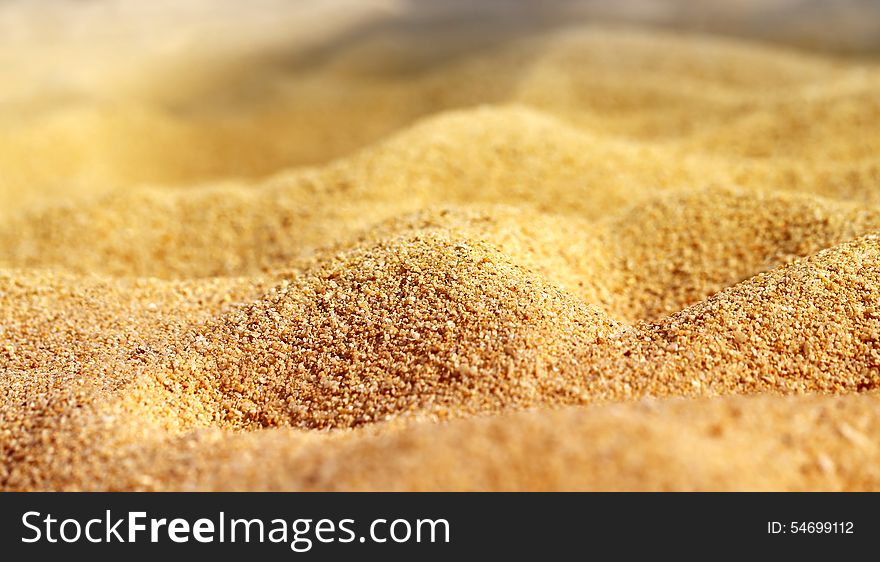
[
  {"left": 103, "top": 392, "right": 880, "bottom": 492},
  {"left": 5, "top": 103, "right": 880, "bottom": 279},
  {"left": 3, "top": 12, "right": 880, "bottom": 491}
]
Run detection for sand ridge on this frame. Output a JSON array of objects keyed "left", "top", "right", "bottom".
[{"left": 3, "top": 20, "right": 880, "bottom": 490}]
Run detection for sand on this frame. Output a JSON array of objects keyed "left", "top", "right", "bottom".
[{"left": 3, "top": 3, "right": 880, "bottom": 491}]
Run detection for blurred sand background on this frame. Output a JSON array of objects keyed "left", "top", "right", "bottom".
[{"left": 2, "top": 0, "right": 879, "bottom": 215}]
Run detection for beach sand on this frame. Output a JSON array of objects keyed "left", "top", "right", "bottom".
[{"left": 2, "top": 1, "right": 880, "bottom": 491}]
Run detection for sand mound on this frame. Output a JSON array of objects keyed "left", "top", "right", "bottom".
[
  {"left": 600, "top": 187, "right": 880, "bottom": 320},
  {"left": 8, "top": 226, "right": 880, "bottom": 489},
  {"left": 0, "top": 106, "right": 706, "bottom": 277},
  {"left": 193, "top": 234, "right": 618, "bottom": 429},
  {"left": 5, "top": 12, "right": 880, "bottom": 490},
  {"left": 643, "top": 234, "right": 880, "bottom": 395},
  {"left": 0, "top": 268, "right": 275, "bottom": 488},
  {"left": 4, "top": 97, "right": 880, "bottom": 279}
]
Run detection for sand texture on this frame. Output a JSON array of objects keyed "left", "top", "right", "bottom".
[{"left": 3, "top": 3, "right": 880, "bottom": 491}]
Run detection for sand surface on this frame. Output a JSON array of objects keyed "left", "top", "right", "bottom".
[{"left": 3, "top": 2, "right": 880, "bottom": 491}]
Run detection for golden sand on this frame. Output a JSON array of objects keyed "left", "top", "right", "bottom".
[{"left": 3, "top": 5, "right": 880, "bottom": 490}]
